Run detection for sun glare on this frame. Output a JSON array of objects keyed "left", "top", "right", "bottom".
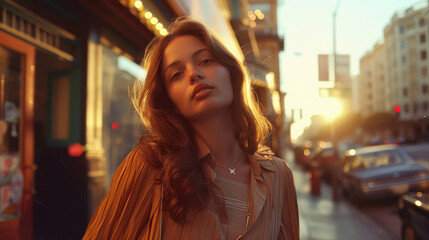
[
  {"left": 317, "top": 98, "right": 342, "bottom": 121},
  {"left": 290, "top": 118, "right": 312, "bottom": 144}
]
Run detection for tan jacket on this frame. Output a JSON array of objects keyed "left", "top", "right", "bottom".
[{"left": 83, "top": 144, "right": 299, "bottom": 240}]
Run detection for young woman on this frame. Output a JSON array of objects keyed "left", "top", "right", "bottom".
[{"left": 83, "top": 17, "right": 299, "bottom": 240}]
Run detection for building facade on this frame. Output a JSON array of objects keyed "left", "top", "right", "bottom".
[
  {"left": 385, "top": 6, "right": 429, "bottom": 121},
  {"left": 385, "top": 6, "right": 429, "bottom": 140},
  {"left": 0, "top": 0, "right": 178, "bottom": 238},
  {"left": 358, "top": 42, "right": 387, "bottom": 116},
  {"left": 357, "top": 5, "right": 429, "bottom": 141}
]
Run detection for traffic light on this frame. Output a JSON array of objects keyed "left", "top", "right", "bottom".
[{"left": 394, "top": 105, "right": 401, "bottom": 119}]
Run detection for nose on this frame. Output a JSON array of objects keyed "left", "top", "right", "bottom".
[{"left": 187, "top": 64, "right": 204, "bottom": 84}]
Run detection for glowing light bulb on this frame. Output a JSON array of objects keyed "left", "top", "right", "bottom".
[
  {"left": 134, "top": 0, "right": 143, "bottom": 10},
  {"left": 150, "top": 17, "right": 158, "bottom": 25},
  {"left": 145, "top": 12, "right": 152, "bottom": 19}
]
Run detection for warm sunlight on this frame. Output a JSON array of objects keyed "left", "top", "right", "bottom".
[
  {"left": 290, "top": 117, "right": 312, "bottom": 144},
  {"left": 319, "top": 97, "right": 342, "bottom": 121}
]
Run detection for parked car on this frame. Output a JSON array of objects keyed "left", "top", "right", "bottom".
[
  {"left": 398, "top": 191, "right": 429, "bottom": 240},
  {"left": 341, "top": 144, "right": 429, "bottom": 202},
  {"left": 293, "top": 141, "right": 313, "bottom": 166},
  {"left": 308, "top": 141, "right": 334, "bottom": 176}
]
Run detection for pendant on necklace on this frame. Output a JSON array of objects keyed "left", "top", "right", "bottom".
[{"left": 228, "top": 168, "right": 236, "bottom": 175}]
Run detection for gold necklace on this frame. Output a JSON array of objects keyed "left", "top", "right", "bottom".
[
  {"left": 235, "top": 186, "right": 251, "bottom": 240},
  {"left": 216, "top": 157, "right": 243, "bottom": 175}
]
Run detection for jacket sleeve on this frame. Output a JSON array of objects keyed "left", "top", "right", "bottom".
[
  {"left": 82, "top": 148, "right": 162, "bottom": 240},
  {"left": 278, "top": 160, "right": 300, "bottom": 240}
]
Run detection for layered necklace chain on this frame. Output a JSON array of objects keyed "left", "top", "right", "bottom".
[
  {"left": 215, "top": 156, "right": 243, "bottom": 175},
  {"left": 235, "top": 188, "right": 251, "bottom": 240}
]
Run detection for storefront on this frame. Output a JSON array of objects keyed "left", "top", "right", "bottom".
[
  {"left": 0, "top": 28, "right": 35, "bottom": 240},
  {"left": 0, "top": 0, "right": 178, "bottom": 238},
  {"left": 0, "top": 0, "right": 82, "bottom": 238}
]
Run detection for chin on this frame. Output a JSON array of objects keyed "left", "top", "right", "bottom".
[{"left": 186, "top": 102, "right": 232, "bottom": 120}]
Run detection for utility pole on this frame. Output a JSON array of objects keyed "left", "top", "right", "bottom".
[{"left": 331, "top": 0, "right": 341, "bottom": 202}]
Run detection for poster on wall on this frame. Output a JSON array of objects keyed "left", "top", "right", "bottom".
[{"left": 0, "top": 153, "right": 23, "bottom": 221}]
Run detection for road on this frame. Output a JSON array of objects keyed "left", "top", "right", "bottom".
[{"left": 350, "top": 142, "right": 429, "bottom": 240}]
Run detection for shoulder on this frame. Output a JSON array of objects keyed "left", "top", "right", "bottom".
[
  {"left": 113, "top": 142, "right": 161, "bottom": 184},
  {"left": 83, "top": 142, "right": 163, "bottom": 239},
  {"left": 254, "top": 145, "right": 292, "bottom": 176}
]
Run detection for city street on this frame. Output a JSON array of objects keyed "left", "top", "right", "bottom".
[{"left": 288, "top": 142, "right": 429, "bottom": 240}]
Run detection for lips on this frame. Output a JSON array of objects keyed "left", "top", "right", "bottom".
[{"left": 191, "top": 83, "right": 214, "bottom": 99}]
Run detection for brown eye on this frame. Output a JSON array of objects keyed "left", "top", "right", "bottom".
[
  {"left": 171, "top": 72, "right": 183, "bottom": 81},
  {"left": 200, "top": 59, "right": 213, "bottom": 65}
]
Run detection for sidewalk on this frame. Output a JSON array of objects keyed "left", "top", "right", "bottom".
[{"left": 283, "top": 150, "right": 397, "bottom": 240}]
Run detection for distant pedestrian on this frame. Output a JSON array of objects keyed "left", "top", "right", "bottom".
[{"left": 83, "top": 16, "right": 299, "bottom": 240}]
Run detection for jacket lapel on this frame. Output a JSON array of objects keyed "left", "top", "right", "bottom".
[{"left": 245, "top": 148, "right": 275, "bottom": 233}]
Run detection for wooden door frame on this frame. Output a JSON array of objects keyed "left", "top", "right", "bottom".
[{"left": 0, "top": 30, "right": 35, "bottom": 240}]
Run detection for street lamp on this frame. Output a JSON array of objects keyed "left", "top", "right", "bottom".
[
  {"left": 332, "top": 0, "right": 342, "bottom": 201},
  {"left": 324, "top": 98, "right": 342, "bottom": 201},
  {"left": 332, "top": 0, "right": 341, "bottom": 85}
]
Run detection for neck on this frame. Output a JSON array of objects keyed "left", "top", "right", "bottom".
[{"left": 190, "top": 110, "right": 244, "bottom": 165}]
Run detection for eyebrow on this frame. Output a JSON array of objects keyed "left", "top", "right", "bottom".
[{"left": 164, "top": 48, "right": 211, "bottom": 74}]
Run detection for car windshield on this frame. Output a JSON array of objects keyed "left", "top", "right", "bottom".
[{"left": 349, "top": 149, "right": 405, "bottom": 170}]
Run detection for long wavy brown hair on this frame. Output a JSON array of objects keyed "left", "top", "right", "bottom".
[{"left": 133, "top": 17, "right": 272, "bottom": 224}]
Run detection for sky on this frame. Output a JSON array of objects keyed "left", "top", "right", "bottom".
[{"left": 277, "top": 0, "right": 427, "bottom": 121}]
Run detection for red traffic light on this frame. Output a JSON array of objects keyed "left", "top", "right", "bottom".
[
  {"left": 68, "top": 143, "right": 84, "bottom": 157},
  {"left": 394, "top": 105, "right": 401, "bottom": 113}
]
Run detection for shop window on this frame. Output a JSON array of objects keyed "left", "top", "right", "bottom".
[
  {"left": 101, "top": 46, "right": 146, "bottom": 181},
  {"left": 47, "top": 68, "right": 81, "bottom": 146},
  {"left": 0, "top": 46, "right": 22, "bottom": 153},
  {"left": 421, "top": 34, "right": 426, "bottom": 43},
  {"left": 421, "top": 50, "right": 427, "bottom": 60},
  {"left": 51, "top": 75, "right": 70, "bottom": 140}
]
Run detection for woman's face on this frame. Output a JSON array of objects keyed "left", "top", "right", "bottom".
[{"left": 161, "top": 35, "right": 233, "bottom": 121}]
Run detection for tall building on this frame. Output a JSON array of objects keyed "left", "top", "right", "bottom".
[
  {"left": 358, "top": 5, "right": 429, "bottom": 140},
  {"left": 384, "top": 6, "right": 429, "bottom": 139},
  {"left": 358, "top": 42, "right": 387, "bottom": 116},
  {"left": 385, "top": 6, "right": 429, "bottom": 120}
]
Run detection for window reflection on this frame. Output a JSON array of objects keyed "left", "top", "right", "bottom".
[
  {"left": 101, "top": 46, "right": 146, "bottom": 182},
  {"left": 349, "top": 150, "right": 404, "bottom": 170}
]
